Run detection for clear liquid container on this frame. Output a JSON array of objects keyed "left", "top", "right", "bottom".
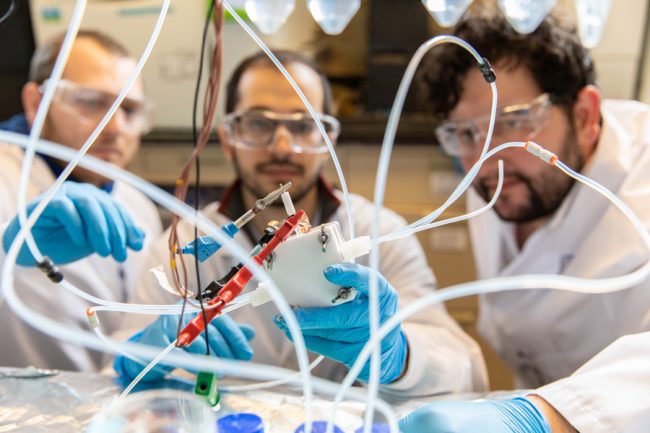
[
  {"left": 575, "top": 0, "right": 612, "bottom": 48},
  {"left": 245, "top": 0, "right": 296, "bottom": 34},
  {"left": 307, "top": 0, "right": 361, "bottom": 35},
  {"left": 421, "top": 0, "right": 473, "bottom": 27},
  {"left": 497, "top": 0, "right": 556, "bottom": 34},
  {"left": 86, "top": 389, "right": 216, "bottom": 433}
]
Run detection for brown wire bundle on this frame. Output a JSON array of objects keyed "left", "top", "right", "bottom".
[{"left": 167, "top": 0, "right": 224, "bottom": 301}]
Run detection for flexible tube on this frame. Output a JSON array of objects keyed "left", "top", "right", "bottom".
[
  {"left": 377, "top": 160, "right": 504, "bottom": 244},
  {"left": 0, "top": 130, "right": 314, "bottom": 420},
  {"left": 91, "top": 293, "right": 254, "bottom": 373},
  {"left": 400, "top": 82, "right": 498, "bottom": 232},
  {"left": 94, "top": 326, "right": 147, "bottom": 367},
  {"left": 119, "top": 340, "right": 177, "bottom": 400},
  {"left": 17, "top": 0, "right": 87, "bottom": 264},
  {"left": 332, "top": 142, "right": 650, "bottom": 414},
  {"left": 89, "top": 291, "right": 252, "bottom": 316},
  {"left": 17, "top": 0, "right": 170, "bottom": 267},
  {"left": 220, "top": 355, "right": 325, "bottom": 393},
  {"left": 221, "top": 0, "right": 355, "bottom": 243},
  {"left": 378, "top": 140, "right": 525, "bottom": 242},
  {"left": 3, "top": 265, "right": 399, "bottom": 430},
  {"left": 360, "top": 36, "right": 497, "bottom": 433}
]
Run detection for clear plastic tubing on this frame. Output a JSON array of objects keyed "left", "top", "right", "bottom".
[
  {"left": 222, "top": 0, "right": 355, "bottom": 241},
  {"left": 361, "top": 35, "right": 497, "bottom": 433},
  {"left": 119, "top": 340, "right": 177, "bottom": 400},
  {"left": 16, "top": 0, "right": 88, "bottom": 263},
  {"left": 17, "top": 0, "right": 171, "bottom": 265},
  {"left": 0, "top": 131, "right": 315, "bottom": 421},
  {"left": 334, "top": 144, "right": 650, "bottom": 418},
  {"left": 220, "top": 356, "right": 325, "bottom": 393},
  {"left": 377, "top": 160, "right": 504, "bottom": 244},
  {"left": 380, "top": 141, "right": 524, "bottom": 243}
]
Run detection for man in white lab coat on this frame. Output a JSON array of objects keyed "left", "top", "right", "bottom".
[
  {"left": 0, "top": 31, "right": 162, "bottom": 371},
  {"left": 115, "top": 50, "right": 487, "bottom": 395},
  {"left": 400, "top": 7, "right": 650, "bottom": 433}
]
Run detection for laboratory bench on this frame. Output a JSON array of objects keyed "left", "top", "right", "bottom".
[{"left": 0, "top": 367, "right": 525, "bottom": 432}]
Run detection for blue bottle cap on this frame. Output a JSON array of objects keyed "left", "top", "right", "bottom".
[
  {"left": 218, "top": 413, "right": 264, "bottom": 433},
  {"left": 355, "top": 424, "right": 392, "bottom": 433},
  {"left": 294, "top": 421, "right": 344, "bottom": 433}
]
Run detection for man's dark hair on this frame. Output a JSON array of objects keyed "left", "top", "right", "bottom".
[
  {"left": 418, "top": 7, "right": 596, "bottom": 119},
  {"left": 225, "top": 50, "right": 334, "bottom": 115},
  {"left": 29, "top": 30, "right": 131, "bottom": 84}
]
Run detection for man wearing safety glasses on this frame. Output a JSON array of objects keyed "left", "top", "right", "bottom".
[
  {"left": 0, "top": 31, "right": 161, "bottom": 371},
  {"left": 116, "top": 50, "right": 488, "bottom": 396},
  {"left": 400, "top": 8, "right": 650, "bottom": 433}
]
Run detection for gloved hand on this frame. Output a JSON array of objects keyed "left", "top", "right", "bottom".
[
  {"left": 274, "top": 262, "right": 407, "bottom": 384},
  {"left": 114, "top": 311, "right": 256, "bottom": 382},
  {"left": 2, "top": 182, "right": 145, "bottom": 266},
  {"left": 399, "top": 397, "right": 552, "bottom": 433}
]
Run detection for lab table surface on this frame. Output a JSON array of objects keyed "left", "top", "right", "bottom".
[{"left": 0, "top": 367, "right": 524, "bottom": 432}]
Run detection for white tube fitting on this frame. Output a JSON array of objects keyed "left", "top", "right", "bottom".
[{"left": 341, "top": 236, "right": 372, "bottom": 261}]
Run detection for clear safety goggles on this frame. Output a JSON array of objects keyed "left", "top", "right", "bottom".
[
  {"left": 222, "top": 110, "right": 340, "bottom": 154},
  {"left": 435, "top": 93, "right": 551, "bottom": 158},
  {"left": 39, "top": 79, "right": 154, "bottom": 135}
]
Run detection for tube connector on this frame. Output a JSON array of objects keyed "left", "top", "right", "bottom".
[
  {"left": 37, "top": 257, "right": 63, "bottom": 283},
  {"left": 341, "top": 236, "right": 372, "bottom": 261},
  {"left": 281, "top": 191, "right": 296, "bottom": 216},
  {"left": 86, "top": 308, "right": 99, "bottom": 330},
  {"left": 525, "top": 141, "right": 558, "bottom": 165},
  {"left": 250, "top": 283, "right": 273, "bottom": 307},
  {"left": 478, "top": 57, "right": 496, "bottom": 83}
]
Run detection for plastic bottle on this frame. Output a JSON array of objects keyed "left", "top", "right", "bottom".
[
  {"left": 218, "top": 413, "right": 264, "bottom": 433},
  {"left": 294, "top": 420, "right": 344, "bottom": 433}
]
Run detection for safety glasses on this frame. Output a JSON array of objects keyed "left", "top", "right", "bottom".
[
  {"left": 222, "top": 110, "right": 340, "bottom": 154},
  {"left": 435, "top": 93, "right": 551, "bottom": 158},
  {"left": 39, "top": 79, "right": 154, "bottom": 135}
]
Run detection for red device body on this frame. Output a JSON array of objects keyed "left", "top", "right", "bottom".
[{"left": 176, "top": 210, "right": 305, "bottom": 347}]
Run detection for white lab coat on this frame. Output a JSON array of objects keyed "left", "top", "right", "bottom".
[
  {"left": 467, "top": 99, "right": 650, "bottom": 388},
  {"left": 124, "top": 190, "right": 488, "bottom": 395},
  {"left": 536, "top": 331, "right": 650, "bottom": 433},
  {"left": 0, "top": 143, "right": 162, "bottom": 371}
]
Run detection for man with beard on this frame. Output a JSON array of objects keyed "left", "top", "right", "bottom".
[
  {"left": 399, "top": 7, "right": 650, "bottom": 433},
  {"left": 0, "top": 30, "right": 162, "bottom": 370},
  {"left": 115, "top": 50, "right": 488, "bottom": 395}
]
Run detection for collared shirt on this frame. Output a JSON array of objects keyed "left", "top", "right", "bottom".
[{"left": 217, "top": 177, "right": 341, "bottom": 244}]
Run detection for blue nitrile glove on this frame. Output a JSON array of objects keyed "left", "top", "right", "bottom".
[
  {"left": 274, "top": 262, "right": 407, "bottom": 384},
  {"left": 2, "top": 182, "right": 145, "bottom": 266},
  {"left": 114, "top": 311, "right": 256, "bottom": 382},
  {"left": 399, "top": 397, "right": 552, "bottom": 433},
  {"left": 180, "top": 222, "right": 239, "bottom": 262}
]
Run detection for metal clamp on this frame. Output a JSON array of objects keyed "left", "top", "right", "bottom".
[
  {"left": 320, "top": 225, "right": 330, "bottom": 253},
  {"left": 331, "top": 287, "right": 352, "bottom": 303},
  {"left": 264, "top": 251, "right": 276, "bottom": 271}
]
